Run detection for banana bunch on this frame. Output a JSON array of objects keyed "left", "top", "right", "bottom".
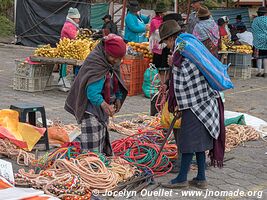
[
  {"left": 229, "top": 45, "right": 253, "bottom": 54},
  {"left": 77, "top": 28, "right": 94, "bottom": 40},
  {"left": 127, "top": 42, "right": 153, "bottom": 62},
  {"left": 34, "top": 38, "right": 100, "bottom": 60},
  {"left": 59, "top": 39, "right": 92, "bottom": 60},
  {"left": 220, "top": 36, "right": 235, "bottom": 52},
  {"left": 34, "top": 44, "right": 58, "bottom": 58},
  {"left": 56, "top": 38, "right": 72, "bottom": 58}
]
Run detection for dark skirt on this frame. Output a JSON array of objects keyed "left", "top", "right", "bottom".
[
  {"left": 153, "top": 49, "right": 170, "bottom": 72},
  {"left": 178, "top": 109, "right": 213, "bottom": 153},
  {"left": 152, "top": 53, "right": 163, "bottom": 69}
]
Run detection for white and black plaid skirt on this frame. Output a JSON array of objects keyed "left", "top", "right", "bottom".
[{"left": 77, "top": 113, "right": 112, "bottom": 156}]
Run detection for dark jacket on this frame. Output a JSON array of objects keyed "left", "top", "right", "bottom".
[{"left": 102, "top": 21, "right": 118, "bottom": 35}]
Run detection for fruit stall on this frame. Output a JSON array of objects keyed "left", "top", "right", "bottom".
[
  {"left": 13, "top": 37, "right": 98, "bottom": 92},
  {"left": 121, "top": 42, "right": 152, "bottom": 96},
  {"left": 14, "top": 36, "right": 152, "bottom": 94},
  {"left": 219, "top": 37, "right": 253, "bottom": 80}
]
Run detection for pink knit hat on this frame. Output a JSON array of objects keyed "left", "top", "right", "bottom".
[{"left": 104, "top": 34, "right": 126, "bottom": 58}]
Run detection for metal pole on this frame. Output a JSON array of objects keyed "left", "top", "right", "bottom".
[
  {"left": 14, "top": 0, "right": 17, "bottom": 40},
  {"left": 110, "top": 1, "right": 114, "bottom": 20},
  {"left": 186, "top": 0, "right": 191, "bottom": 24},
  {"left": 263, "top": 0, "right": 266, "bottom": 7},
  {"left": 175, "top": 0, "right": 178, "bottom": 13},
  {"left": 120, "top": 0, "right": 127, "bottom": 31}
]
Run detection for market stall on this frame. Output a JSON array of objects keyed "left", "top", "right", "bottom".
[
  {"left": 219, "top": 39, "right": 253, "bottom": 80},
  {"left": 14, "top": 35, "right": 153, "bottom": 95}
]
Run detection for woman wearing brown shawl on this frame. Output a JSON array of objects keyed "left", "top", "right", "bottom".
[
  {"left": 65, "top": 34, "right": 127, "bottom": 155},
  {"left": 159, "top": 20, "right": 225, "bottom": 189}
]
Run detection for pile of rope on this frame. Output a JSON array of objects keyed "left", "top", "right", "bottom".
[
  {"left": 109, "top": 157, "right": 137, "bottom": 182},
  {"left": 226, "top": 124, "right": 260, "bottom": 152},
  {"left": 15, "top": 153, "right": 137, "bottom": 198},
  {"left": 109, "top": 115, "right": 162, "bottom": 136},
  {"left": 0, "top": 139, "right": 35, "bottom": 166},
  {"left": 112, "top": 130, "right": 177, "bottom": 176},
  {"left": 31, "top": 143, "right": 81, "bottom": 170}
]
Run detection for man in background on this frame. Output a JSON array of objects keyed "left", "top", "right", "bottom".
[
  {"left": 102, "top": 14, "right": 118, "bottom": 35},
  {"left": 233, "top": 14, "right": 245, "bottom": 28}
]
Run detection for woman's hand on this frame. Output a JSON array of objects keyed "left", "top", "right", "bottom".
[
  {"left": 114, "top": 99, "right": 122, "bottom": 113},
  {"left": 101, "top": 101, "right": 115, "bottom": 117},
  {"left": 168, "top": 55, "right": 173, "bottom": 66},
  {"left": 160, "top": 84, "right": 168, "bottom": 93}
]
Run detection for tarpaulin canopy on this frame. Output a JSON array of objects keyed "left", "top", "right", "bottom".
[
  {"left": 15, "top": 0, "right": 90, "bottom": 47},
  {"left": 210, "top": 8, "right": 251, "bottom": 30},
  {"left": 90, "top": 3, "right": 109, "bottom": 29}
]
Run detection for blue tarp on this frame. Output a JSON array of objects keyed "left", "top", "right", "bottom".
[{"left": 210, "top": 8, "right": 251, "bottom": 30}]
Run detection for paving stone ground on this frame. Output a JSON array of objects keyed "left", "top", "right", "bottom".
[{"left": 0, "top": 44, "right": 266, "bottom": 200}]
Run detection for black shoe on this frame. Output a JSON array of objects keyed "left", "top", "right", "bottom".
[
  {"left": 256, "top": 73, "right": 262, "bottom": 77},
  {"left": 189, "top": 178, "right": 208, "bottom": 189},
  {"left": 161, "top": 181, "right": 189, "bottom": 189}
]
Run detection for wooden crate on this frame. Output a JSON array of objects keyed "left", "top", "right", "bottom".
[{"left": 228, "top": 67, "right": 251, "bottom": 80}]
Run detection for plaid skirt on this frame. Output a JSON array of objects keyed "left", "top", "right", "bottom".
[{"left": 77, "top": 113, "right": 112, "bottom": 156}]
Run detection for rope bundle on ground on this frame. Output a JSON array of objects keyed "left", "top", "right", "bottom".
[
  {"left": 0, "top": 139, "right": 35, "bottom": 166},
  {"left": 226, "top": 124, "right": 260, "bottom": 152},
  {"left": 109, "top": 157, "right": 137, "bottom": 182},
  {"left": 109, "top": 115, "right": 162, "bottom": 136},
  {"left": 112, "top": 130, "right": 177, "bottom": 176},
  {"left": 15, "top": 152, "right": 137, "bottom": 199},
  {"left": 31, "top": 143, "right": 81, "bottom": 170}
]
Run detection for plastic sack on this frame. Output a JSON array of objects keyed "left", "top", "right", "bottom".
[
  {"left": 0, "top": 109, "right": 45, "bottom": 151},
  {"left": 160, "top": 102, "right": 181, "bottom": 129},
  {"left": 225, "top": 115, "right": 246, "bottom": 126},
  {"left": 175, "top": 33, "right": 234, "bottom": 91},
  {"left": 142, "top": 65, "right": 160, "bottom": 98},
  {"left": 48, "top": 126, "right": 70, "bottom": 145}
]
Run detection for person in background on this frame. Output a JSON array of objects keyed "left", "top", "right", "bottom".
[
  {"left": 193, "top": 6, "right": 219, "bottom": 57},
  {"left": 149, "top": 1, "right": 167, "bottom": 84},
  {"left": 186, "top": 0, "right": 203, "bottom": 34},
  {"left": 252, "top": 6, "right": 267, "bottom": 77},
  {"left": 60, "top": 7, "right": 81, "bottom": 91},
  {"left": 124, "top": 0, "right": 150, "bottom": 43},
  {"left": 61, "top": 7, "right": 80, "bottom": 39},
  {"left": 65, "top": 34, "right": 128, "bottom": 154},
  {"left": 233, "top": 14, "right": 245, "bottom": 28},
  {"left": 218, "top": 18, "right": 228, "bottom": 38},
  {"left": 235, "top": 24, "right": 253, "bottom": 46},
  {"left": 217, "top": 18, "right": 230, "bottom": 63},
  {"left": 102, "top": 14, "right": 118, "bottom": 36},
  {"left": 159, "top": 20, "right": 225, "bottom": 189},
  {"left": 221, "top": 16, "right": 232, "bottom": 40}
]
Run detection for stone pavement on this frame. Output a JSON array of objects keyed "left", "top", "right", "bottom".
[{"left": 0, "top": 44, "right": 266, "bottom": 200}]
